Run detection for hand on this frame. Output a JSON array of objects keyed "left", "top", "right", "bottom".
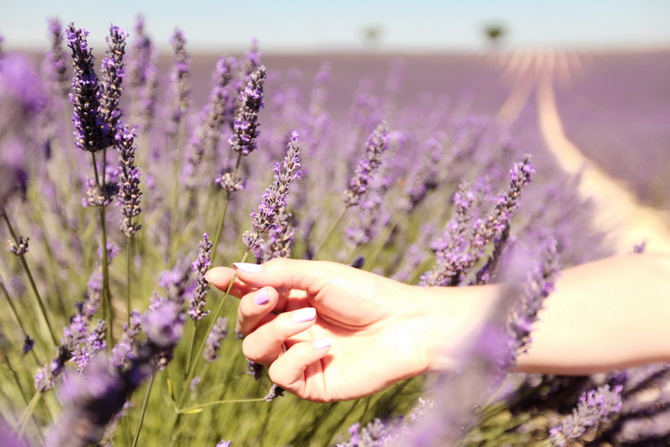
[{"left": 205, "top": 258, "right": 475, "bottom": 402}]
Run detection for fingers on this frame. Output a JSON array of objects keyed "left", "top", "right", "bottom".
[
  {"left": 232, "top": 258, "right": 335, "bottom": 294},
  {"left": 242, "top": 307, "right": 319, "bottom": 365},
  {"left": 268, "top": 338, "right": 332, "bottom": 400},
  {"left": 237, "top": 287, "right": 278, "bottom": 336},
  {"left": 204, "top": 267, "right": 256, "bottom": 298}
]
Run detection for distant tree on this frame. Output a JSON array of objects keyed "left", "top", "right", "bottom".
[
  {"left": 362, "top": 25, "right": 383, "bottom": 51},
  {"left": 484, "top": 23, "right": 506, "bottom": 50}
]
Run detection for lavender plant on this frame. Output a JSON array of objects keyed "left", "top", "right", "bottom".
[{"left": 1, "top": 18, "right": 666, "bottom": 447}]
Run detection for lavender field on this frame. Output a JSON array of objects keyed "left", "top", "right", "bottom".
[{"left": 0, "top": 16, "right": 669, "bottom": 447}]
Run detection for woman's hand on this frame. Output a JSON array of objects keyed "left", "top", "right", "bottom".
[{"left": 205, "top": 258, "right": 483, "bottom": 402}]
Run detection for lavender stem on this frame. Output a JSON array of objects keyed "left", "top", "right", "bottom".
[
  {"left": 210, "top": 151, "right": 244, "bottom": 265},
  {"left": 176, "top": 397, "right": 265, "bottom": 414},
  {"left": 2, "top": 212, "right": 58, "bottom": 347},
  {"left": 169, "top": 117, "right": 187, "bottom": 263},
  {"left": 312, "top": 207, "right": 348, "bottom": 259},
  {"left": 179, "top": 250, "right": 249, "bottom": 408},
  {"left": 126, "top": 236, "right": 132, "bottom": 323},
  {"left": 91, "top": 151, "right": 114, "bottom": 344},
  {"left": 17, "top": 389, "right": 42, "bottom": 439},
  {"left": 131, "top": 372, "right": 156, "bottom": 447},
  {"left": 0, "top": 280, "right": 42, "bottom": 366}
]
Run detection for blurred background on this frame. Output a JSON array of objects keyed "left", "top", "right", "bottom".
[{"left": 1, "top": 0, "right": 669, "bottom": 52}]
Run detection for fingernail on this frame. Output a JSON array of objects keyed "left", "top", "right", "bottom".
[
  {"left": 204, "top": 270, "right": 214, "bottom": 282},
  {"left": 291, "top": 307, "right": 316, "bottom": 323},
  {"left": 255, "top": 288, "right": 269, "bottom": 305},
  {"left": 312, "top": 338, "right": 332, "bottom": 349},
  {"left": 233, "top": 262, "right": 262, "bottom": 273}
]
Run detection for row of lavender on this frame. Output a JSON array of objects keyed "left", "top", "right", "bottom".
[
  {"left": 554, "top": 50, "right": 670, "bottom": 211},
  {"left": 0, "top": 17, "right": 667, "bottom": 446}
]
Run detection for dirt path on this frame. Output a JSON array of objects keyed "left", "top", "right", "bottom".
[{"left": 497, "top": 51, "right": 670, "bottom": 254}]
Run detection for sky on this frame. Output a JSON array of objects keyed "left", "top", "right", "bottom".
[{"left": 1, "top": 0, "right": 669, "bottom": 53}]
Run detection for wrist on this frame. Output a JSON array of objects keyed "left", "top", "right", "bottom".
[{"left": 410, "top": 284, "right": 499, "bottom": 374}]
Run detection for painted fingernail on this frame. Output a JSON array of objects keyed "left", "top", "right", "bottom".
[
  {"left": 291, "top": 307, "right": 316, "bottom": 323},
  {"left": 233, "top": 262, "right": 262, "bottom": 273},
  {"left": 255, "top": 288, "right": 269, "bottom": 305},
  {"left": 312, "top": 338, "right": 332, "bottom": 350}
]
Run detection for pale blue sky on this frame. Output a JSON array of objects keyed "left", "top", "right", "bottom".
[{"left": 1, "top": 0, "right": 669, "bottom": 52}]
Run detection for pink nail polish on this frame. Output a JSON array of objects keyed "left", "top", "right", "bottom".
[
  {"left": 233, "top": 262, "right": 262, "bottom": 273},
  {"left": 255, "top": 288, "right": 269, "bottom": 305},
  {"left": 291, "top": 307, "right": 316, "bottom": 323},
  {"left": 312, "top": 338, "right": 332, "bottom": 349}
]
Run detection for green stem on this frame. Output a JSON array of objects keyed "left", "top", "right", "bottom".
[
  {"left": 177, "top": 397, "right": 264, "bottom": 414},
  {"left": 131, "top": 372, "right": 156, "bottom": 447},
  {"left": 0, "top": 280, "right": 43, "bottom": 366},
  {"left": 0, "top": 346, "right": 30, "bottom": 407},
  {"left": 179, "top": 251, "right": 249, "bottom": 408},
  {"left": 312, "top": 207, "right": 348, "bottom": 259},
  {"left": 169, "top": 116, "right": 187, "bottom": 263},
  {"left": 99, "top": 206, "right": 114, "bottom": 345},
  {"left": 17, "top": 391, "right": 42, "bottom": 439},
  {"left": 126, "top": 236, "right": 133, "bottom": 323},
  {"left": 210, "top": 151, "right": 244, "bottom": 266},
  {"left": 2, "top": 212, "right": 58, "bottom": 347},
  {"left": 182, "top": 319, "right": 197, "bottom": 382},
  {"left": 91, "top": 151, "right": 114, "bottom": 344}
]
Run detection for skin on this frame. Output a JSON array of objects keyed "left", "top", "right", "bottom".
[{"left": 205, "top": 253, "right": 670, "bottom": 403}]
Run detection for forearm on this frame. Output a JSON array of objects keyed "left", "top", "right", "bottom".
[
  {"left": 517, "top": 253, "right": 670, "bottom": 374},
  {"left": 416, "top": 253, "right": 670, "bottom": 375}
]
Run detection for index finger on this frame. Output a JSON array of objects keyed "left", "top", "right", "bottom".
[{"left": 205, "top": 267, "right": 258, "bottom": 298}]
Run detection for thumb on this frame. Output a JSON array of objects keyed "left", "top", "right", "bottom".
[{"left": 232, "top": 258, "right": 337, "bottom": 294}]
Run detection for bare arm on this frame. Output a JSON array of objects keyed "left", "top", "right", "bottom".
[
  {"left": 206, "top": 253, "right": 670, "bottom": 402},
  {"left": 420, "top": 253, "right": 670, "bottom": 375}
]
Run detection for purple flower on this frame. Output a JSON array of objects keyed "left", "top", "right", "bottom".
[
  {"left": 45, "top": 18, "right": 70, "bottom": 98},
  {"left": 115, "top": 124, "right": 142, "bottom": 236},
  {"left": 168, "top": 29, "right": 190, "bottom": 136},
  {"left": 506, "top": 237, "right": 561, "bottom": 365},
  {"left": 128, "top": 16, "right": 159, "bottom": 131},
  {"left": 45, "top": 356, "right": 127, "bottom": 447},
  {"left": 420, "top": 183, "right": 476, "bottom": 287},
  {"left": 65, "top": 24, "right": 106, "bottom": 153},
  {"left": 159, "top": 261, "right": 193, "bottom": 305},
  {"left": 184, "top": 57, "right": 237, "bottom": 189},
  {"left": 345, "top": 169, "right": 392, "bottom": 248},
  {"left": 188, "top": 233, "right": 212, "bottom": 322},
  {"left": 216, "top": 441, "right": 231, "bottom": 447},
  {"left": 550, "top": 384, "right": 623, "bottom": 446},
  {"left": 142, "top": 299, "right": 184, "bottom": 349},
  {"left": 229, "top": 65, "right": 266, "bottom": 156},
  {"left": 243, "top": 131, "right": 301, "bottom": 255},
  {"left": 98, "top": 25, "right": 127, "bottom": 142},
  {"left": 343, "top": 122, "right": 390, "bottom": 207},
  {"left": 111, "top": 310, "right": 142, "bottom": 370},
  {"left": 203, "top": 317, "right": 228, "bottom": 362},
  {"left": 244, "top": 38, "right": 261, "bottom": 77},
  {"left": 6, "top": 235, "right": 29, "bottom": 256},
  {"left": 263, "top": 383, "right": 285, "bottom": 402}
]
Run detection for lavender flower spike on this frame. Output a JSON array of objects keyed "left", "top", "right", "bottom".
[
  {"left": 45, "top": 18, "right": 70, "bottom": 99},
  {"left": 243, "top": 131, "right": 302, "bottom": 254},
  {"left": 188, "top": 233, "right": 212, "bottom": 322},
  {"left": 168, "top": 28, "right": 190, "bottom": 135},
  {"left": 550, "top": 384, "right": 623, "bottom": 446},
  {"left": 66, "top": 24, "right": 105, "bottom": 152},
  {"left": 204, "top": 317, "right": 228, "bottom": 362},
  {"left": 343, "top": 122, "right": 390, "bottom": 207},
  {"left": 115, "top": 124, "right": 142, "bottom": 236},
  {"left": 229, "top": 65, "right": 266, "bottom": 156},
  {"left": 507, "top": 236, "right": 561, "bottom": 362},
  {"left": 99, "top": 25, "right": 128, "bottom": 143}
]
